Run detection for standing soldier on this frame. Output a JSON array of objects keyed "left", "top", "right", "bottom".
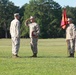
[
  {"left": 10, "top": 13, "right": 20, "bottom": 58},
  {"left": 25, "top": 16, "right": 40, "bottom": 57},
  {"left": 66, "top": 18, "right": 76, "bottom": 57}
]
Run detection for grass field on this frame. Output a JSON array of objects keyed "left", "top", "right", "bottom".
[{"left": 0, "top": 38, "right": 76, "bottom": 75}]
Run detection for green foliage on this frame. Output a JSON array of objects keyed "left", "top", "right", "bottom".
[
  {"left": 66, "top": 6, "right": 76, "bottom": 25},
  {"left": 21, "top": 0, "right": 62, "bottom": 38},
  {"left": 0, "top": 0, "right": 76, "bottom": 38},
  {"left": 0, "top": 0, "right": 19, "bottom": 38}
]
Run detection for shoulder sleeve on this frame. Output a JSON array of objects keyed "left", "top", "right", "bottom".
[
  {"left": 15, "top": 21, "right": 20, "bottom": 37},
  {"left": 36, "top": 24, "right": 40, "bottom": 35},
  {"left": 10, "top": 22, "right": 12, "bottom": 34},
  {"left": 72, "top": 24, "right": 76, "bottom": 39}
]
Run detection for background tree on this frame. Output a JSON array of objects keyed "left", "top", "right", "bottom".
[
  {"left": 0, "top": 0, "right": 19, "bottom": 38},
  {"left": 19, "top": 4, "right": 29, "bottom": 38},
  {"left": 0, "top": 0, "right": 76, "bottom": 38},
  {"left": 66, "top": 6, "right": 76, "bottom": 25},
  {"left": 21, "top": 0, "right": 62, "bottom": 38}
]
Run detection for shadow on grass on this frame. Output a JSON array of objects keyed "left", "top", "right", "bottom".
[
  {"left": 37, "top": 56, "right": 68, "bottom": 58},
  {"left": 19, "top": 55, "right": 76, "bottom": 58},
  {"left": 0, "top": 55, "right": 75, "bottom": 58}
]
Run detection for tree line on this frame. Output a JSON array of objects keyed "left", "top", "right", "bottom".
[{"left": 0, "top": 0, "right": 76, "bottom": 38}]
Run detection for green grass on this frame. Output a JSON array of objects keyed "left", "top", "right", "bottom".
[{"left": 0, "top": 38, "right": 76, "bottom": 75}]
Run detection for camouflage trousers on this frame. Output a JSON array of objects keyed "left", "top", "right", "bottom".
[
  {"left": 30, "top": 37, "right": 38, "bottom": 54},
  {"left": 66, "top": 39, "right": 75, "bottom": 54},
  {"left": 11, "top": 37, "right": 20, "bottom": 55}
]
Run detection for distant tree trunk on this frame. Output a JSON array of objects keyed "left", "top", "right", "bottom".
[
  {"left": 4, "top": 22, "right": 7, "bottom": 38},
  {"left": 5, "top": 30, "right": 7, "bottom": 38}
]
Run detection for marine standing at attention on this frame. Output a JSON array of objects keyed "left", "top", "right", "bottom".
[{"left": 10, "top": 13, "right": 20, "bottom": 58}]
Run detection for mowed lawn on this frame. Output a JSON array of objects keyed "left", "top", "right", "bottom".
[{"left": 0, "top": 38, "right": 76, "bottom": 75}]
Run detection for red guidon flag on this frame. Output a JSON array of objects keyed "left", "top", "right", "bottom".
[{"left": 61, "top": 8, "right": 68, "bottom": 29}]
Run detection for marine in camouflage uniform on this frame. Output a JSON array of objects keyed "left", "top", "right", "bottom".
[{"left": 25, "top": 16, "right": 40, "bottom": 57}]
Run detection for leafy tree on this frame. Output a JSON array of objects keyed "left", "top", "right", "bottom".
[
  {"left": 22, "top": 0, "right": 62, "bottom": 38},
  {"left": 0, "top": 0, "right": 19, "bottom": 38},
  {"left": 0, "top": 0, "right": 76, "bottom": 38},
  {"left": 66, "top": 6, "right": 76, "bottom": 25},
  {"left": 19, "top": 4, "right": 29, "bottom": 38}
]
